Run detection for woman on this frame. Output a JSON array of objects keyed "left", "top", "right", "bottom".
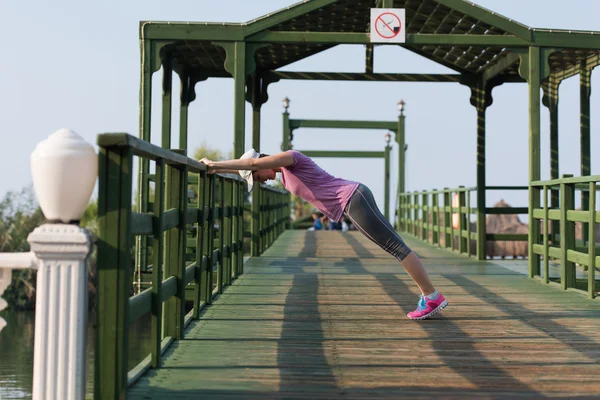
[{"left": 201, "top": 149, "right": 447, "bottom": 320}]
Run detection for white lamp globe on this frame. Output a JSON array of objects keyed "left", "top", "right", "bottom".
[{"left": 30, "top": 129, "right": 97, "bottom": 223}]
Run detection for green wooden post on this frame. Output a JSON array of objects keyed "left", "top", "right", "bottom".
[
  {"left": 179, "top": 72, "right": 190, "bottom": 152},
  {"left": 587, "top": 182, "right": 596, "bottom": 298},
  {"left": 543, "top": 185, "right": 550, "bottom": 283},
  {"left": 224, "top": 179, "right": 233, "bottom": 285},
  {"left": 161, "top": 56, "right": 173, "bottom": 149},
  {"left": 580, "top": 65, "right": 592, "bottom": 244},
  {"left": 218, "top": 177, "right": 225, "bottom": 293},
  {"left": 396, "top": 104, "right": 406, "bottom": 225},
  {"left": 251, "top": 74, "right": 263, "bottom": 257},
  {"left": 527, "top": 46, "right": 542, "bottom": 279},
  {"left": 193, "top": 171, "right": 206, "bottom": 318},
  {"left": 475, "top": 105, "right": 487, "bottom": 260},
  {"left": 206, "top": 175, "right": 216, "bottom": 303},
  {"left": 413, "top": 192, "right": 418, "bottom": 237},
  {"left": 432, "top": 191, "right": 439, "bottom": 246},
  {"left": 163, "top": 159, "right": 187, "bottom": 340},
  {"left": 151, "top": 159, "right": 165, "bottom": 366},
  {"left": 233, "top": 42, "right": 247, "bottom": 158},
  {"left": 136, "top": 39, "right": 156, "bottom": 292},
  {"left": 232, "top": 181, "right": 240, "bottom": 279},
  {"left": 466, "top": 189, "right": 472, "bottom": 257},
  {"left": 560, "top": 175, "right": 576, "bottom": 289},
  {"left": 458, "top": 188, "right": 466, "bottom": 254},
  {"left": 443, "top": 189, "right": 452, "bottom": 249},
  {"left": 421, "top": 191, "right": 427, "bottom": 241},
  {"left": 96, "top": 146, "right": 133, "bottom": 400},
  {"left": 384, "top": 142, "right": 391, "bottom": 221},
  {"left": 543, "top": 76, "right": 561, "bottom": 245}
]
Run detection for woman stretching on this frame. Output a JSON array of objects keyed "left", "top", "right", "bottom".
[{"left": 201, "top": 149, "right": 448, "bottom": 320}]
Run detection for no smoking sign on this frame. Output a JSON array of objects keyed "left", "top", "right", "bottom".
[{"left": 370, "top": 8, "right": 405, "bottom": 43}]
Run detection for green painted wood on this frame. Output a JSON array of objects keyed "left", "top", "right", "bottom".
[
  {"left": 543, "top": 186, "right": 550, "bottom": 283},
  {"left": 129, "top": 288, "right": 152, "bottom": 324},
  {"left": 141, "top": 23, "right": 245, "bottom": 41},
  {"left": 218, "top": 177, "right": 225, "bottom": 293},
  {"left": 300, "top": 151, "right": 385, "bottom": 158},
  {"left": 580, "top": 65, "right": 592, "bottom": 244},
  {"left": 128, "top": 232, "right": 600, "bottom": 399},
  {"left": 532, "top": 30, "right": 600, "bottom": 49},
  {"left": 224, "top": 180, "right": 233, "bottom": 286},
  {"left": 560, "top": 177, "right": 576, "bottom": 290},
  {"left": 486, "top": 234, "right": 529, "bottom": 241},
  {"left": 161, "top": 208, "right": 179, "bottom": 231},
  {"left": 206, "top": 175, "right": 216, "bottom": 303},
  {"left": 588, "top": 183, "right": 596, "bottom": 298},
  {"left": 97, "top": 134, "right": 208, "bottom": 173},
  {"left": 163, "top": 163, "right": 185, "bottom": 340},
  {"left": 161, "top": 56, "right": 173, "bottom": 149},
  {"left": 131, "top": 213, "right": 153, "bottom": 236},
  {"left": 179, "top": 72, "right": 190, "bottom": 152},
  {"left": 528, "top": 46, "right": 542, "bottom": 279},
  {"left": 397, "top": 114, "right": 406, "bottom": 223},
  {"left": 475, "top": 87, "right": 487, "bottom": 260},
  {"left": 192, "top": 172, "right": 205, "bottom": 319},
  {"left": 136, "top": 38, "right": 154, "bottom": 298},
  {"left": 247, "top": 31, "right": 530, "bottom": 46},
  {"left": 290, "top": 119, "right": 396, "bottom": 131},
  {"left": 273, "top": 71, "right": 462, "bottom": 82},
  {"left": 151, "top": 158, "right": 165, "bottom": 367},
  {"left": 384, "top": 144, "right": 390, "bottom": 221},
  {"left": 96, "top": 146, "right": 133, "bottom": 400}
]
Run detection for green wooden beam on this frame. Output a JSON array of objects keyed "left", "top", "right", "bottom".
[
  {"left": 247, "top": 31, "right": 530, "bottom": 46},
  {"left": 244, "top": 0, "right": 340, "bottom": 37},
  {"left": 299, "top": 150, "right": 385, "bottom": 158},
  {"left": 532, "top": 30, "right": 600, "bottom": 49},
  {"left": 482, "top": 53, "right": 520, "bottom": 82},
  {"left": 433, "top": 0, "right": 532, "bottom": 41},
  {"left": 290, "top": 119, "right": 397, "bottom": 131},
  {"left": 141, "top": 22, "right": 245, "bottom": 41},
  {"left": 272, "top": 71, "right": 462, "bottom": 82}
]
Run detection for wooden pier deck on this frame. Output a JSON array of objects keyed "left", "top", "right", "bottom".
[{"left": 129, "top": 231, "right": 600, "bottom": 399}]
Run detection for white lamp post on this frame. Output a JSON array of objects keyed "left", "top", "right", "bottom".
[{"left": 0, "top": 128, "right": 97, "bottom": 400}]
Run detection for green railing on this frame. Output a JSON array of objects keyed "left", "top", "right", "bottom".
[
  {"left": 530, "top": 175, "right": 599, "bottom": 299},
  {"left": 398, "top": 187, "right": 477, "bottom": 256},
  {"left": 398, "top": 186, "right": 529, "bottom": 258},
  {"left": 95, "top": 133, "right": 289, "bottom": 399}
]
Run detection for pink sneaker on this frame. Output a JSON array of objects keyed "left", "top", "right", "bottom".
[{"left": 407, "top": 292, "right": 448, "bottom": 320}]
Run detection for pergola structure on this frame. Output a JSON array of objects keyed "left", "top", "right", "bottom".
[{"left": 137, "top": 0, "right": 600, "bottom": 267}]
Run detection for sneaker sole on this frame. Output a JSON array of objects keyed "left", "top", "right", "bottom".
[{"left": 407, "top": 300, "right": 449, "bottom": 320}]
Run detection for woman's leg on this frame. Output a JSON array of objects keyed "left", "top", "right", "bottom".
[{"left": 344, "top": 184, "right": 434, "bottom": 295}]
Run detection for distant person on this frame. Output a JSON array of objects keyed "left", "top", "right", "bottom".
[
  {"left": 311, "top": 212, "right": 323, "bottom": 231},
  {"left": 341, "top": 216, "right": 349, "bottom": 232},
  {"left": 200, "top": 149, "right": 447, "bottom": 320}
]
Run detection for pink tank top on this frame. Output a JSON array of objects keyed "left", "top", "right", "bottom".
[{"left": 280, "top": 151, "right": 359, "bottom": 222}]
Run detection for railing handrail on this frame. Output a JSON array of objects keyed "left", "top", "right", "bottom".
[
  {"left": 531, "top": 175, "right": 600, "bottom": 187},
  {"left": 399, "top": 186, "right": 477, "bottom": 196}
]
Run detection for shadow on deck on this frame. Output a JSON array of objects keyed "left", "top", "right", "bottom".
[{"left": 129, "top": 231, "right": 600, "bottom": 399}]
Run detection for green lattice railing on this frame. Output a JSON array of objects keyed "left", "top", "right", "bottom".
[{"left": 95, "top": 133, "right": 289, "bottom": 399}]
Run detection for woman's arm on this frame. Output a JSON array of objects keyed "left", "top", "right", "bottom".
[{"left": 201, "top": 152, "right": 295, "bottom": 172}]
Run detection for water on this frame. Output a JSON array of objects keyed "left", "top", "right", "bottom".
[{"left": 0, "top": 310, "right": 152, "bottom": 399}]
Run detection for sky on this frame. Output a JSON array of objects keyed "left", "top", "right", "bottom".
[{"left": 1, "top": 0, "right": 599, "bottom": 218}]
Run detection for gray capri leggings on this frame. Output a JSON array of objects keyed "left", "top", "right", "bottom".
[{"left": 343, "top": 184, "right": 412, "bottom": 261}]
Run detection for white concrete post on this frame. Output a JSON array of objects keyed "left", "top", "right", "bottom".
[
  {"left": 0, "top": 129, "right": 96, "bottom": 400},
  {"left": 29, "top": 224, "right": 92, "bottom": 400},
  {"left": 29, "top": 128, "right": 97, "bottom": 400}
]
